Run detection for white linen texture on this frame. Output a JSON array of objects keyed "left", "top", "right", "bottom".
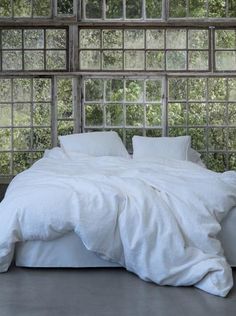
[
  {"left": 59, "top": 131, "right": 130, "bottom": 158},
  {"left": 0, "top": 149, "right": 236, "bottom": 297}
]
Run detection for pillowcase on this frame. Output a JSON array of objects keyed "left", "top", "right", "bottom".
[
  {"left": 59, "top": 131, "right": 130, "bottom": 158},
  {"left": 132, "top": 135, "right": 191, "bottom": 161}
]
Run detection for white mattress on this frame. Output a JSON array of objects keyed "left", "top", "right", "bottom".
[{"left": 15, "top": 207, "right": 236, "bottom": 268}]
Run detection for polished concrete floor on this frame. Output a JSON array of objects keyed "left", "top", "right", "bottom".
[{"left": 0, "top": 266, "right": 235, "bottom": 316}]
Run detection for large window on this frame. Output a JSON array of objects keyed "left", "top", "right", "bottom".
[{"left": 0, "top": 0, "right": 236, "bottom": 181}]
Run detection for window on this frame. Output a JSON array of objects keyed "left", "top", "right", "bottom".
[
  {"left": 83, "top": 77, "right": 163, "bottom": 150},
  {"left": 1, "top": 0, "right": 236, "bottom": 180},
  {"left": 79, "top": 28, "right": 209, "bottom": 71},
  {"left": 0, "top": 28, "right": 68, "bottom": 72}
]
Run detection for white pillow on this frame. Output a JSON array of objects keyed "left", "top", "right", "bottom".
[
  {"left": 188, "top": 148, "right": 201, "bottom": 163},
  {"left": 132, "top": 136, "right": 191, "bottom": 161},
  {"left": 59, "top": 131, "right": 130, "bottom": 158}
]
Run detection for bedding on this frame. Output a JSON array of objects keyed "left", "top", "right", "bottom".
[
  {"left": 0, "top": 148, "right": 236, "bottom": 297},
  {"left": 132, "top": 135, "right": 191, "bottom": 161},
  {"left": 59, "top": 131, "right": 130, "bottom": 158}
]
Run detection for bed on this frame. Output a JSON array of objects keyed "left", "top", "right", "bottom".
[{"left": 1, "top": 132, "right": 236, "bottom": 297}]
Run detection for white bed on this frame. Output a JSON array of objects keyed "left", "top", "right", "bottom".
[
  {"left": 14, "top": 206, "right": 236, "bottom": 269},
  {"left": 1, "top": 142, "right": 236, "bottom": 297}
]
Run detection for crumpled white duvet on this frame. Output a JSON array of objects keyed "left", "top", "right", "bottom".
[{"left": 1, "top": 148, "right": 236, "bottom": 297}]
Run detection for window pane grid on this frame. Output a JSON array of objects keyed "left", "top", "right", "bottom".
[
  {"left": 83, "top": 77, "right": 163, "bottom": 150},
  {"left": 79, "top": 28, "right": 210, "bottom": 71},
  {"left": 168, "top": 77, "right": 236, "bottom": 171},
  {"left": 0, "top": 28, "right": 68, "bottom": 72}
]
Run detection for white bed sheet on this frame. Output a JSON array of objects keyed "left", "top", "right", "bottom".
[{"left": 15, "top": 207, "right": 236, "bottom": 269}]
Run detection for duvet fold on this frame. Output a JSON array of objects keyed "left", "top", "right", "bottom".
[{"left": 0, "top": 150, "right": 236, "bottom": 297}]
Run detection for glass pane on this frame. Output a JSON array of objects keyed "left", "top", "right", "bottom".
[
  {"left": 33, "top": 0, "right": 51, "bottom": 16},
  {"left": 188, "top": 51, "right": 209, "bottom": 71},
  {"left": 33, "top": 103, "right": 51, "bottom": 126},
  {"left": 57, "top": 0, "right": 73, "bottom": 15},
  {"left": 215, "top": 52, "right": 236, "bottom": 71},
  {"left": 146, "top": 104, "right": 162, "bottom": 126},
  {"left": 46, "top": 50, "right": 67, "bottom": 70},
  {"left": 188, "top": 103, "right": 206, "bottom": 125},
  {"left": 80, "top": 29, "right": 101, "bottom": 49},
  {"left": 215, "top": 30, "right": 236, "bottom": 49},
  {"left": 57, "top": 79, "right": 73, "bottom": 119},
  {"left": 125, "top": 80, "right": 143, "bottom": 102},
  {"left": 13, "top": 152, "right": 31, "bottom": 174},
  {"left": 166, "top": 51, "right": 186, "bottom": 70},
  {"left": 228, "top": 128, "right": 236, "bottom": 150},
  {"left": 103, "top": 51, "right": 123, "bottom": 70},
  {"left": 126, "top": 0, "right": 142, "bottom": 19},
  {"left": 32, "top": 128, "right": 51, "bottom": 150},
  {"left": 103, "top": 30, "right": 122, "bottom": 48},
  {"left": 85, "top": 79, "right": 103, "bottom": 101},
  {"left": 146, "top": 0, "right": 162, "bottom": 18},
  {"left": 166, "top": 30, "right": 186, "bottom": 49},
  {"left": 188, "top": 30, "right": 208, "bottom": 49},
  {"left": 13, "top": 103, "right": 31, "bottom": 126},
  {"left": 105, "top": 79, "right": 123, "bottom": 102},
  {"left": 207, "top": 153, "right": 226, "bottom": 172},
  {"left": 0, "top": 128, "right": 11, "bottom": 150},
  {"left": 0, "top": 1, "right": 11, "bottom": 17},
  {"left": 32, "top": 151, "right": 44, "bottom": 163},
  {"left": 85, "top": 104, "right": 103, "bottom": 126},
  {"left": 57, "top": 121, "right": 74, "bottom": 136},
  {"left": 13, "top": 0, "right": 31, "bottom": 17},
  {"left": 80, "top": 51, "right": 100, "bottom": 70},
  {"left": 46, "top": 29, "right": 67, "bottom": 49},
  {"left": 86, "top": 0, "right": 102, "bottom": 18},
  {"left": 168, "top": 103, "right": 187, "bottom": 126},
  {"left": 188, "top": 78, "right": 207, "bottom": 101},
  {"left": 13, "top": 128, "right": 31, "bottom": 150},
  {"left": 188, "top": 128, "right": 206, "bottom": 150},
  {"left": 168, "top": 79, "right": 187, "bottom": 101},
  {"left": 169, "top": 0, "right": 186, "bottom": 17},
  {"left": 228, "top": 79, "right": 236, "bottom": 101},
  {"left": 146, "top": 80, "right": 162, "bottom": 101},
  {"left": 0, "top": 104, "right": 11, "bottom": 127},
  {"left": 229, "top": 154, "right": 236, "bottom": 170},
  {"left": 24, "top": 29, "right": 44, "bottom": 49},
  {"left": 208, "top": 0, "right": 226, "bottom": 17},
  {"left": 208, "top": 128, "right": 227, "bottom": 150},
  {"left": 2, "top": 30, "right": 22, "bottom": 49},
  {"left": 24, "top": 51, "right": 44, "bottom": 70},
  {"left": 229, "top": 2, "right": 236, "bottom": 17},
  {"left": 106, "top": 104, "right": 124, "bottom": 126},
  {"left": 189, "top": 0, "right": 206, "bottom": 17},
  {"left": 124, "top": 30, "right": 145, "bottom": 49},
  {"left": 126, "top": 105, "right": 144, "bottom": 126},
  {"left": 106, "top": 0, "right": 123, "bottom": 19},
  {"left": 0, "top": 79, "right": 12, "bottom": 102},
  {"left": 146, "top": 51, "right": 165, "bottom": 70},
  {"left": 125, "top": 128, "right": 143, "bottom": 152},
  {"left": 228, "top": 103, "right": 236, "bottom": 124},
  {"left": 2, "top": 51, "right": 23, "bottom": 71},
  {"left": 208, "top": 78, "right": 227, "bottom": 101},
  {"left": 208, "top": 103, "right": 227, "bottom": 125},
  {"left": 13, "top": 79, "right": 31, "bottom": 102},
  {"left": 146, "top": 30, "right": 164, "bottom": 49},
  {"left": 33, "top": 79, "right": 51, "bottom": 102},
  {"left": 168, "top": 127, "right": 187, "bottom": 137},
  {"left": 124, "top": 51, "right": 145, "bottom": 70},
  {"left": 0, "top": 153, "right": 11, "bottom": 175},
  {"left": 146, "top": 129, "right": 162, "bottom": 137}
]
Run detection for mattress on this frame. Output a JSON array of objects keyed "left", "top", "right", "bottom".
[{"left": 15, "top": 207, "right": 236, "bottom": 268}]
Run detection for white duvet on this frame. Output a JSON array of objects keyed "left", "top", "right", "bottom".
[{"left": 1, "top": 148, "right": 236, "bottom": 297}]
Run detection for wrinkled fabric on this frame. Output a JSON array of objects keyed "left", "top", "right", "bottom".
[{"left": 0, "top": 150, "right": 236, "bottom": 297}]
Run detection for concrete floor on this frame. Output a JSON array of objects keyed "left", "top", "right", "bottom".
[{"left": 0, "top": 267, "right": 235, "bottom": 316}]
